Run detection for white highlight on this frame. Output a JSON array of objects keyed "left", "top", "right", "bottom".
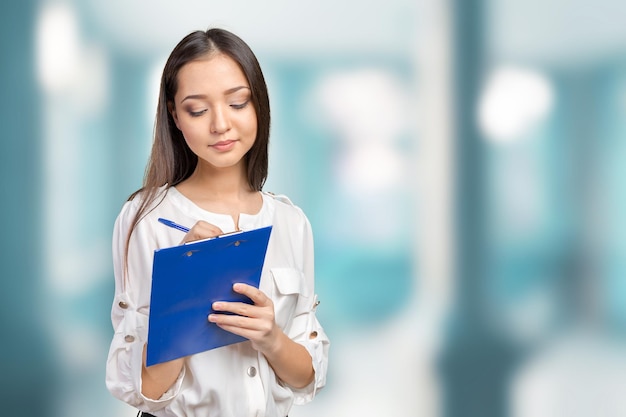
[
  {"left": 36, "top": 4, "right": 81, "bottom": 93},
  {"left": 313, "top": 69, "right": 412, "bottom": 194},
  {"left": 478, "top": 66, "right": 554, "bottom": 143}
]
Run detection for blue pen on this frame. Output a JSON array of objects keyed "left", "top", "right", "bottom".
[{"left": 158, "top": 218, "right": 190, "bottom": 233}]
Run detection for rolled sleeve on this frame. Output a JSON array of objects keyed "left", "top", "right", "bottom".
[
  {"left": 105, "top": 299, "right": 186, "bottom": 411},
  {"left": 105, "top": 300, "right": 146, "bottom": 406},
  {"left": 105, "top": 198, "right": 184, "bottom": 412},
  {"left": 289, "top": 210, "right": 330, "bottom": 403},
  {"left": 291, "top": 295, "right": 330, "bottom": 404}
]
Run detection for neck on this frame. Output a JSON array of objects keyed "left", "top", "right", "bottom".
[
  {"left": 175, "top": 160, "right": 262, "bottom": 227},
  {"left": 176, "top": 161, "right": 262, "bottom": 226},
  {"left": 189, "top": 161, "right": 250, "bottom": 197},
  {"left": 176, "top": 160, "right": 260, "bottom": 215}
]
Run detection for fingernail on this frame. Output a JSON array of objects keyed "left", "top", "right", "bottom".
[{"left": 213, "top": 302, "right": 222, "bottom": 309}]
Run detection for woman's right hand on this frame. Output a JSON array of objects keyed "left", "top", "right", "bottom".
[{"left": 180, "top": 220, "right": 224, "bottom": 244}]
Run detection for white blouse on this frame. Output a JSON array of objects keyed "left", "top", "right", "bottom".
[{"left": 105, "top": 186, "right": 330, "bottom": 417}]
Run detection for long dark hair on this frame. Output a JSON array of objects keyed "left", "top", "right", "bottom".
[{"left": 123, "top": 28, "right": 270, "bottom": 275}]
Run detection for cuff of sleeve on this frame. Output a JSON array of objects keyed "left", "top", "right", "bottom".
[
  {"left": 292, "top": 327, "right": 330, "bottom": 405},
  {"left": 140, "top": 366, "right": 186, "bottom": 412}
]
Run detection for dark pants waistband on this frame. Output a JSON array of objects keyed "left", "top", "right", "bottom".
[{"left": 139, "top": 411, "right": 286, "bottom": 417}]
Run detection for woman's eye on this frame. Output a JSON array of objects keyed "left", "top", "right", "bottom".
[
  {"left": 230, "top": 100, "right": 250, "bottom": 110},
  {"left": 189, "top": 109, "right": 207, "bottom": 117}
]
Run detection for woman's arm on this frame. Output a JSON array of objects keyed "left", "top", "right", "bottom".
[
  {"left": 106, "top": 200, "right": 186, "bottom": 409},
  {"left": 141, "top": 347, "right": 186, "bottom": 399},
  {"left": 139, "top": 219, "right": 226, "bottom": 399}
]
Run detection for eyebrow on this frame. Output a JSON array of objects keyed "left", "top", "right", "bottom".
[{"left": 180, "top": 86, "right": 251, "bottom": 103}]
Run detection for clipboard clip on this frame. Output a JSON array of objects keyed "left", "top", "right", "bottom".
[{"left": 183, "top": 229, "right": 244, "bottom": 246}]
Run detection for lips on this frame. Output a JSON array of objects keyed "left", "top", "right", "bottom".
[{"left": 210, "top": 140, "right": 236, "bottom": 152}]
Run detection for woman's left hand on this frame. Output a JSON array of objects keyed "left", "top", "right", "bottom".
[
  {"left": 208, "top": 283, "right": 280, "bottom": 355},
  {"left": 210, "top": 284, "right": 315, "bottom": 389}
]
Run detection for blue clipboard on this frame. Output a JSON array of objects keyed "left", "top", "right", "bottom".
[{"left": 146, "top": 226, "right": 272, "bottom": 366}]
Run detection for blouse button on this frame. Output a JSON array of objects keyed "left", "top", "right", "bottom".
[
  {"left": 247, "top": 366, "right": 257, "bottom": 377},
  {"left": 118, "top": 301, "right": 129, "bottom": 309},
  {"left": 124, "top": 335, "right": 135, "bottom": 343},
  {"left": 309, "top": 331, "right": 318, "bottom": 339}
]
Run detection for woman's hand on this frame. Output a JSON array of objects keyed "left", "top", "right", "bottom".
[
  {"left": 180, "top": 220, "right": 223, "bottom": 244},
  {"left": 209, "top": 283, "right": 314, "bottom": 388},
  {"left": 208, "top": 283, "right": 280, "bottom": 355}
]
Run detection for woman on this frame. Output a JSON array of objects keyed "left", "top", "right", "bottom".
[{"left": 106, "top": 28, "right": 329, "bottom": 417}]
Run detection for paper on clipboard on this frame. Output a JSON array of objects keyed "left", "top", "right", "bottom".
[{"left": 146, "top": 226, "right": 272, "bottom": 366}]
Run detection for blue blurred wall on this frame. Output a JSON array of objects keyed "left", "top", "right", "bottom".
[{"left": 0, "top": 2, "right": 58, "bottom": 414}]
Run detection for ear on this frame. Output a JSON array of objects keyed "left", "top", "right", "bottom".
[{"left": 168, "top": 101, "right": 181, "bottom": 130}]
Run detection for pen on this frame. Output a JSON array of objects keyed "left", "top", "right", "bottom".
[{"left": 158, "top": 218, "right": 190, "bottom": 233}]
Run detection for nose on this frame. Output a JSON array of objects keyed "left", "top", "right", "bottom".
[{"left": 210, "top": 105, "right": 231, "bottom": 134}]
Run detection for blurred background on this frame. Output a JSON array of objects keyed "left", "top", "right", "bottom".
[{"left": 1, "top": 0, "right": 626, "bottom": 416}]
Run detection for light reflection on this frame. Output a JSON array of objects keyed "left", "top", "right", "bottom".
[
  {"left": 36, "top": 3, "right": 80, "bottom": 93},
  {"left": 478, "top": 66, "right": 554, "bottom": 144}
]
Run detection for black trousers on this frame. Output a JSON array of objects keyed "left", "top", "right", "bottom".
[{"left": 140, "top": 413, "right": 287, "bottom": 417}]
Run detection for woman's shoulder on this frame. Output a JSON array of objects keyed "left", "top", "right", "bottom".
[
  {"left": 117, "top": 185, "right": 169, "bottom": 223},
  {"left": 263, "top": 191, "right": 309, "bottom": 224},
  {"left": 263, "top": 191, "right": 295, "bottom": 207}
]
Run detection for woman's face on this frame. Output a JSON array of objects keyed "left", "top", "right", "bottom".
[{"left": 170, "top": 53, "right": 257, "bottom": 173}]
